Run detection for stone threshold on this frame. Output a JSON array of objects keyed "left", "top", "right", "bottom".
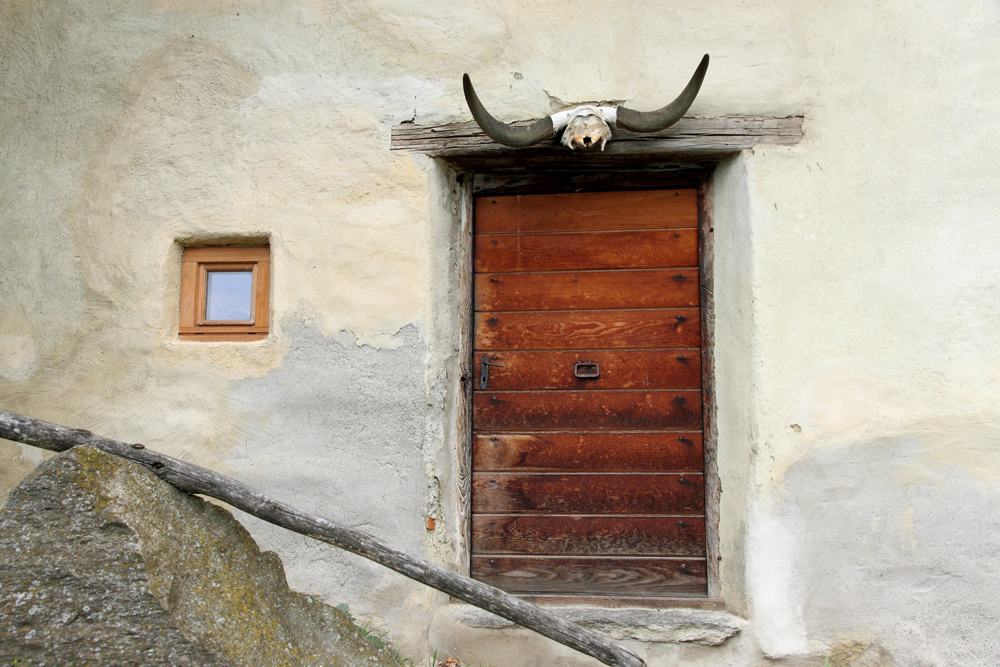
[{"left": 437, "top": 603, "right": 743, "bottom": 646}]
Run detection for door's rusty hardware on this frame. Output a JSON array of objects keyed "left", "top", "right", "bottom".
[
  {"left": 573, "top": 361, "right": 600, "bottom": 379},
  {"left": 479, "top": 356, "right": 504, "bottom": 389}
]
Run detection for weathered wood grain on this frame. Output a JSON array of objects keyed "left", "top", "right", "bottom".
[
  {"left": 473, "top": 515, "right": 707, "bottom": 556},
  {"left": 457, "top": 177, "right": 475, "bottom": 575},
  {"left": 698, "top": 179, "right": 721, "bottom": 598},
  {"left": 474, "top": 190, "right": 697, "bottom": 234},
  {"left": 475, "top": 269, "right": 700, "bottom": 312},
  {"left": 394, "top": 116, "right": 803, "bottom": 144},
  {"left": 471, "top": 556, "right": 707, "bottom": 596},
  {"left": 475, "top": 230, "right": 698, "bottom": 273},
  {"left": 472, "top": 350, "right": 701, "bottom": 391},
  {"left": 473, "top": 473, "right": 705, "bottom": 514},
  {"left": 467, "top": 188, "right": 713, "bottom": 603},
  {"left": 473, "top": 432, "right": 704, "bottom": 472},
  {"left": 517, "top": 595, "right": 721, "bottom": 608},
  {"left": 473, "top": 172, "right": 705, "bottom": 197},
  {"left": 391, "top": 116, "right": 805, "bottom": 162},
  {"left": 474, "top": 390, "right": 702, "bottom": 431},
  {"left": 0, "top": 409, "right": 646, "bottom": 667},
  {"left": 475, "top": 309, "right": 701, "bottom": 351}
]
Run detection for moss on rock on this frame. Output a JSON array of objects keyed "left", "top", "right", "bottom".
[{"left": 0, "top": 445, "right": 400, "bottom": 667}]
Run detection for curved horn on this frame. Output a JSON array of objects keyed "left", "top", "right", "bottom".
[
  {"left": 463, "top": 74, "right": 555, "bottom": 147},
  {"left": 616, "top": 54, "right": 710, "bottom": 133}
]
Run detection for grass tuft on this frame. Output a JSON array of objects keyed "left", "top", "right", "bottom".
[{"left": 337, "top": 605, "right": 487, "bottom": 667}]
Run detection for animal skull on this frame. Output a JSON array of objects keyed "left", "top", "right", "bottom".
[
  {"left": 462, "top": 54, "right": 709, "bottom": 149},
  {"left": 559, "top": 106, "right": 614, "bottom": 151}
]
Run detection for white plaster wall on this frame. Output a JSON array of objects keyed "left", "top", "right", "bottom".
[{"left": 2, "top": 1, "right": 1000, "bottom": 665}]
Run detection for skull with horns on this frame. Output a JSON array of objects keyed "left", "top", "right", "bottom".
[{"left": 463, "top": 54, "right": 709, "bottom": 150}]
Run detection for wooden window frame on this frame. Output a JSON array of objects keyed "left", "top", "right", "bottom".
[{"left": 179, "top": 246, "right": 270, "bottom": 341}]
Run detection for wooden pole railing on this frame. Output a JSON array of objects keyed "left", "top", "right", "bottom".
[{"left": 0, "top": 409, "right": 645, "bottom": 667}]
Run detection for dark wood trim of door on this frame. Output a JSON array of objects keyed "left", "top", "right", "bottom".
[
  {"left": 698, "top": 176, "right": 720, "bottom": 599},
  {"left": 456, "top": 176, "right": 475, "bottom": 577}
]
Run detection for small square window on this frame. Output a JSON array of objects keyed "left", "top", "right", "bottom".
[{"left": 179, "top": 246, "right": 269, "bottom": 340}]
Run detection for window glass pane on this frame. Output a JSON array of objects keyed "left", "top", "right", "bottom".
[{"left": 206, "top": 271, "right": 253, "bottom": 321}]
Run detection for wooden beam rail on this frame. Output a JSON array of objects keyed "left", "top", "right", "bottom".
[
  {"left": 391, "top": 116, "right": 803, "bottom": 166},
  {"left": 0, "top": 409, "right": 645, "bottom": 667}
]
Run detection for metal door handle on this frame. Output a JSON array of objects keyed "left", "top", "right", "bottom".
[
  {"left": 573, "top": 361, "right": 600, "bottom": 379},
  {"left": 480, "top": 357, "right": 503, "bottom": 389}
]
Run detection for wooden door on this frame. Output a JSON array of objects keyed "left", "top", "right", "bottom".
[{"left": 470, "top": 189, "right": 707, "bottom": 601}]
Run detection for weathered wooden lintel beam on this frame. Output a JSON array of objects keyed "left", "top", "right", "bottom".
[
  {"left": 391, "top": 116, "right": 803, "bottom": 170},
  {"left": 0, "top": 408, "right": 645, "bottom": 667}
]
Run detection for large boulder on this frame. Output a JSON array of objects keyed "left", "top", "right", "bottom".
[{"left": 0, "top": 445, "right": 399, "bottom": 667}]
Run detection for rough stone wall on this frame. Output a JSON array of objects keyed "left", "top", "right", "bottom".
[
  {"left": 0, "top": 445, "right": 399, "bottom": 667},
  {"left": 2, "top": 1, "right": 1000, "bottom": 665}
]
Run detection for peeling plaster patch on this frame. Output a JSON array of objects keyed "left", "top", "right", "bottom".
[
  {"left": 150, "top": 0, "right": 265, "bottom": 15},
  {"left": 250, "top": 72, "right": 450, "bottom": 128},
  {"left": 784, "top": 436, "right": 1000, "bottom": 665},
  {"left": 788, "top": 362, "right": 903, "bottom": 444},
  {"left": 909, "top": 416, "right": 1000, "bottom": 484},
  {"left": 826, "top": 640, "right": 876, "bottom": 667},
  {"left": 830, "top": 643, "right": 895, "bottom": 667},
  {"left": 765, "top": 358, "right": 959, "bottom": 492},
  {"left": 14, "top": 443, "right": 47, "bottom": 467},
  {"left": 0, "top": 441, "right": 50, "bottom": 504},
  {"left": 747, "top": 511, "right": 808, "bottom": 657},
  {"left": 775, "top": 391, "right": 1000, "bottom": 495},
  {"left": 0, "top": 335, "right": 37, "bottom": 381},
  {"left": 222, "top": 321, "right": 431, "bottom": 619}
]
